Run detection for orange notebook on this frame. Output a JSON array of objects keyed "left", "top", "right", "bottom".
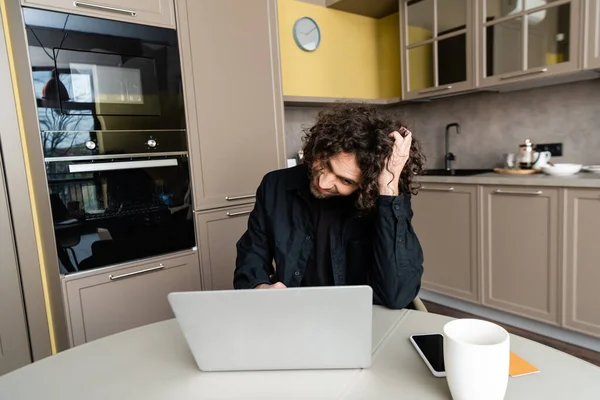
[{"left": 510, "top": 352, "right": 540, "bottom": 377}]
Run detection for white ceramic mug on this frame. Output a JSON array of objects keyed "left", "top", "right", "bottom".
[
  {"left": 533, "top": 150, "right": 552, "bottom": 169},
  {"left": 443, "top": 319, "right": 510, "bottom": 400}
]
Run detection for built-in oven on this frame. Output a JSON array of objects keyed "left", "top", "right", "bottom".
[
  {"left": 23, "top": 6, "right": 184, "bottom": 131},
  {"left": 23, "top": 7, "right": 194, "bottom": 274},
  {"left": 44, "top": 131, "right": 194, "bottom": 274}
]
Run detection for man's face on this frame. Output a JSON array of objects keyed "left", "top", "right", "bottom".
[{"left": 310, "top": 152, "right": 362, "bottom": 199}]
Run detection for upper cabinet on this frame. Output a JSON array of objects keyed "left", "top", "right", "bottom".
[
  {"left": 585, "top": 0, "right": 600, "bottom": 68},
  {"left": 176, "top": 0, "right": 285, "bottom": 211},
  {"left": 21, "top": 0, "right": 175, "bottom": 28},
  {"left": 479, "top": 0, "right": 582, "bottom": 86},
  {"left": 400, "top": 0, "right": 475, "bottom": 100}
]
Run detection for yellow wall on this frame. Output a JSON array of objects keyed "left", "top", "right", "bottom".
[
  {"left": 377, "top": 13, "right": 401, "bottom": 99},
  {"left": 278, "top": 0, "right": 401, "bottom": 99}
]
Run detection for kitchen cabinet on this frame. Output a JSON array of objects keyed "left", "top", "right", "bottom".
[
  {"left": 62, "top": 251, "right": 200, "bottom": 346},
  {"left": 563, "top": 189, "right": 600, "bottom": 338},
  {"left": 0, "top": 156, "right": 31, "bottom": 375},
  {"left": 585, "top": 0, "right": 600, "bottom": 68},
  {"left": 21, "top": 0, "right": 175, "bottom": 28},
  {"left": 412, "top": 184, "right": 479, "bottom": 303},
  {"left": 481, "top": 186, "right": 560, "bottom": 325},
  {"left": 399, "top": 0, "right": 475, "bottom": 100},
  {"left": 177, "top": 0, "right": 286, "bottom": 211},
  {"left": 195, "top": 205, "right": 254, "bottom": 291},
  {"left": 479, "top": 0, "right": 582, "bottom": 87}
]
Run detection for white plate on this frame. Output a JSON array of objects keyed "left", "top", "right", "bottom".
[
  {"left": 583, "top": 165, "right": 600, "bottom": 174},
  {"left": 541, "top": 163, "right": 583, "bottom": 177}
]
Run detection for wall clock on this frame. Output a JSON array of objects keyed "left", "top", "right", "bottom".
[{"left": 293, "top": 17, "right": 320, "bottom": 52}]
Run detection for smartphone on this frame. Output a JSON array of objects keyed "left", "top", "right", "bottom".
[{"left": 409, "top": 333, "right": 446, "bottom": 377}]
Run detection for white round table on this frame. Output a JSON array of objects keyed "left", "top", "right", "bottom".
[{"left": 1, "top": 307, "right": 599, "bottom": 399}]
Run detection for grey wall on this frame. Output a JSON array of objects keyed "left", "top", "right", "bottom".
[{"left": 284, "top": 79, "right": 600, "bottom": 169}]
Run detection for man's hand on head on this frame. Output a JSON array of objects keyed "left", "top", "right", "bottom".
[
  {"left": 378, "top": 128, "right": 412, "bottom": 196},
  {"left": 255, "top": 282, "right": 287, "bottom": 289}
]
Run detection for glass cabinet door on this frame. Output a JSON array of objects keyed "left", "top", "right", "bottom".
[
  {"left": 586, "top": 0, "right": 600, "bottom": 68},
  {"left": 480, "top": 0, "right": 581, "bottom": 85},
  {"left": 401, "top": 0, "right": 474, "bottom": 99}
]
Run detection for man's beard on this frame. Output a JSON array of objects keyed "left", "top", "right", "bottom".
[{"left": 309, "top": 170, "right": 336, "bottom": 199}]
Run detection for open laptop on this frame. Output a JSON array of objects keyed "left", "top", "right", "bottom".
[{"left": 167, "top": 286, "right": 373, "bottom": 372}]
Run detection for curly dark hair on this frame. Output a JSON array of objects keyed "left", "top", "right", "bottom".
[{"left": 302, "top": 103, "right": 426, "bottom": 211}]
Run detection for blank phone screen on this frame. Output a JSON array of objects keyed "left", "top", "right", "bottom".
[{"left": 413, "top": 334, "right": 445, "bottom": 372}]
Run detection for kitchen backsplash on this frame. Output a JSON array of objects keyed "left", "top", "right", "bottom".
[{"left": 284, "top": 79, "right": 600, "bottom": 169}]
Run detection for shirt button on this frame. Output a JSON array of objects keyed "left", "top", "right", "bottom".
[
  {"left": 394, "top": 205, "right": 400, "bottom": 210},
  {"left": 306, "top": 235, "right": 311, "bottom": 240},
  {"left": 294, "top": 271, "right": 300, "bottom": 276}
]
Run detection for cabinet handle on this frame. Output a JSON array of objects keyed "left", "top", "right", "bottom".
[
  {"left": 421, "top": 186, "right": 455, "bottom": 192},
  {"left": 494, "top": 189, "right": 543, "bottom": 196},
  {"left": 499, "top": 67, "right": 548, "bottom": 80},
  {"left": 226, "top": 210, "right": 252, "bottom": 217},
  {"left": 73, "top": 1, "right": 137, "bottom": 17},
  {"left": 225, "top": 194, "right": 255, "bottom": 201},
  {"left": 418, "top": 85, "right": 452, "bottom": 95},
  {"left": 109, "top": 264, "right": 164, "bottom": 281}
]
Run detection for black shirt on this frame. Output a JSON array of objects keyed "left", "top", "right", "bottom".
[
  {"left": 301, "top": 193, "right": 353, "bottom": 286},
  {"left": 233, "top": 164, "right": 424, "bottom": 310}
]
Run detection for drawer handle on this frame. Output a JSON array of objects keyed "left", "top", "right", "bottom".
[
  {"left": 73, "top": 1, "right": 137, "bottom": 17},
  {"left": 421, "top": 186, "right": 455, "bottom": 192},
  {"left": 109, "top": 264, "right": 164, "bottom": 281},
  {"left": 226, "top": 210, "right": 252, "bottom": 217},
  {"left": 225, "top": 194, "right": 255, "bottom": 201},
  {"left": 499, "top": 67, "right": 548, "bottom": 80},
  {"left": 418, "top": 85, "right": 452, "bottom": 95},
  {"left": 494, "top": 189, "right": 543, "bottom": 196}
]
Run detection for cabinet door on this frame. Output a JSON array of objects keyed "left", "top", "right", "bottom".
[
  {"left": 400, "top": 0, "right": 475, "bottom": 100},
  {"left": 195, "top": 205, "right": 254, "bottom": 291},
  {"left": 63, "top": 251, "right": 200, "bottom": 346},
  {"left": 412, "top": 184, "right": 479, "bottom": 302},
  {"left": 563, "top": 189, "right": 600, "bottom": 338},
  {"left": 0, "top": 157, "right": 31, "bottom": 375},
  {"left": 585, "top": 0, "right": 600, "bottom": 68},
  {"left": 21, "top": 0, "right": 175, "bottom": 28},
  {"left": 177, "top": 0, "right": 285, "bottom": 211},
  {"left": 480, "top": 0, "right": 582, "bottom": 86},
  {"left": 482, "top": 186, "right": 560, "bottom": 325}
]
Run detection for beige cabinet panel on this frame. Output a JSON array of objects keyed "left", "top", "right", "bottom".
[
  {"left": 63, "top": 251, "right": 200, "bottom": 346},
  {"left": 482, "top": 186, "right": 560, "bottom": 325},
  {"left": 177, "top": 0, "right": 285, "bottom": 211},
  {"left": 563, "top": 189, "right": 600, "bottom": 338},
  {"left": 412, "top": 184, "right": 479, "bottom": 303},
  {"left": 0, "top": 158, "right": 31, "bottom": 375},
  {"left": 21, "top": 0, "right": 175, "bottom": 28},
  {"left": 195, "top": 205, "right": 254, "bottom": 291},
  {"left": 400, "top": 0, "right": 475, "bottom": 99},
  {"left": 585, "top": 0, "right": 600, "bottom": 68},
  {"left": 479, "top": 0, "right": 582, "bottom": 87}
]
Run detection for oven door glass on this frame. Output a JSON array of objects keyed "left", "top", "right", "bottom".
[{"left": 47, "top": 155, "right": 195, "bottom": 274}]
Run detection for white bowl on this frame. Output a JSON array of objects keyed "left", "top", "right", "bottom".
[{"left": 541, "top": 163, "right": 582, "bottom": 176}]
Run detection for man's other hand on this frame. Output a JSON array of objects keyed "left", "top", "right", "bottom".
[{"left": 255, "top": 282, "right": 287, "bottom": 289}]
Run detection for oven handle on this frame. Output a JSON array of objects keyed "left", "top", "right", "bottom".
[
  {"left": 73, "top": 1, "right": 137, "bottom": 17},
  {"left": 68, "top": 159, "right": 178, "bottom": 173}
]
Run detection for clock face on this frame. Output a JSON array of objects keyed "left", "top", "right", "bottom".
[{"left": 293, "top": 17, "right": 320, "bottom": 52}]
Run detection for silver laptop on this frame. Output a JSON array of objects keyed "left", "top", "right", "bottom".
[{"left": 167, "top": 286, "right": 373, "bottom": 372}]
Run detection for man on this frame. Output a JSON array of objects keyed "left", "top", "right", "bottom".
[{"left": 233, "top": 104, "right": 425, "bottom": 309}]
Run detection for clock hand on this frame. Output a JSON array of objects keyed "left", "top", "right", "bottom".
[{"left": 302, "top": 27, "right": 317, "bottom": 35}]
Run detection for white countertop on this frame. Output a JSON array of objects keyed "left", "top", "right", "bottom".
[
  {"left": 1, "top": 307, "right": 599, "bottom": 399},
  {"left": 418, "top": 172, "right": 600, "bottom": 188}
]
